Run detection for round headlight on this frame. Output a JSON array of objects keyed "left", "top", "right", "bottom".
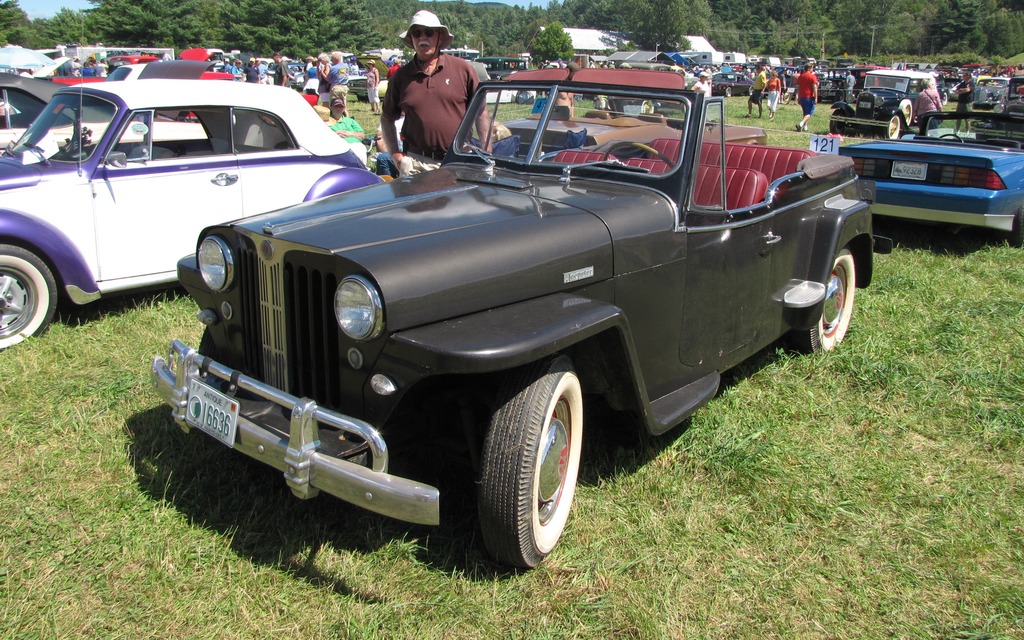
[
  {"left": 198, "top": 236, "right": 234, "bottom": 292},
  {"left": 334, "top": 275, "right": 383, "bottom": 340}
]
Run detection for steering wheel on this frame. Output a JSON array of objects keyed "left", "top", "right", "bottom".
[
  {"left": 939, "top": 133, "right": 964, "bottom": 142},
  {"left": 602, "top": 141, "right": 674, "bottom": 166}
]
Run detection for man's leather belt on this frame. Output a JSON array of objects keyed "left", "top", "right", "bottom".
[{"left": 408, "top": 148, "right": 447, "bottom": 161}]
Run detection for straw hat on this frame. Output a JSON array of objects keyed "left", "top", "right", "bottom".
[
  {"left": 399, "top": 10, "right": 455, "bottom": 49},
  {"left": 313, "top": 104, "right": 337, "bottom": 126}
]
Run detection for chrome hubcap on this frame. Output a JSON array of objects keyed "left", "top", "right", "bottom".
[
  {"left": 0, "top": 271, "right": 32, "bottom": 338},
  {"left": 822, "top": 269, "right": 845, "bottom": 337},
  {"left": 537, "top": 413, "right": 569, "bottom": 525}
]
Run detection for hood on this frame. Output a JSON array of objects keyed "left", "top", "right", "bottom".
[
  {"left": 0, "top": 156, "right": 44, "bottom": 192},
  {"left": 234, "top": 167, "right": 616, "bottom": 330}
]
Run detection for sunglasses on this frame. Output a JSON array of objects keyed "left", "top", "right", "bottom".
[{"left": 410, "top": 27, "right": 436, "bottom": 38}]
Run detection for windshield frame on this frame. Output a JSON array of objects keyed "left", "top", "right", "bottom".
[
  {"left": 9, "top": 92, "right": 119, "bottom": 164},
  {"left": 450, "top": 79, "right": 693, "bottom": 178}
]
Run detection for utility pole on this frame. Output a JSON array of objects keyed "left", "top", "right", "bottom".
[{"left": 870, "top": 25, "right": 879, "bottom": 58}]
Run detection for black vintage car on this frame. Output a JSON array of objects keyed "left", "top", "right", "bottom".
[
  {"left": 829, "top": 68, "right": 935, "bottom": 138},
  {"left": 817, "top": 68, "right": 855, "bottom": 103},
  {"left": 152, "top": 67, "right": 886, "bottom": 568},
  {"left": 996, "top": 75, "right": 1024, "bottom": 114}
]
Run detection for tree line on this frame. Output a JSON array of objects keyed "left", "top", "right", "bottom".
[{"left": 2, "top": 0, "right": 1021, "bottom": 65}]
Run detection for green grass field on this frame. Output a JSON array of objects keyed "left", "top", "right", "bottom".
[{"left": 1, "top": 96, "right": 1022, "bottom": 639}]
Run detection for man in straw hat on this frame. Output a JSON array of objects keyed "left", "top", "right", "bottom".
[{"left": 381, "top": 9, "right": 486, "bottom": 176}]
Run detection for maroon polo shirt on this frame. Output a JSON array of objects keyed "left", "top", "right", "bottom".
[{"left": 383, "top": 53, "right": 479, "bottom": 156}]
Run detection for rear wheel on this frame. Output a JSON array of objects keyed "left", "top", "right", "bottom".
[
  {"left": 886, "top": 115, "right": 903, "bottom": 139},
  {"left": 1009, "top": 206, "right": 1024, "bottom": 248},
  {"left": 479, "top": 356, "right": 583, "bottom": 568},
  {"left": 0, "top": 244, "right": 57, "bottom": 350},
  {"left": 791, "top": 249, "right": 856, "bottom": 353}
]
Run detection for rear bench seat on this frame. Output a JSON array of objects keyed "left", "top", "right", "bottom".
[
  {"left": 553, "top": 147, "right": 767, "bottom": 208},
  {"left": 649, "top": 138, "right": 816, "bottom": 184}
]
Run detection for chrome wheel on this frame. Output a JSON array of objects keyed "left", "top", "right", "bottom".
[
  {"left": 479, "top": 356, "right": 583, "bottom": 567},
  {"left": 0, "top": 245, "right": 57, "bottom": 350},
  {"left": 790, "top": 249, "right": 857, "bottom": 353}
]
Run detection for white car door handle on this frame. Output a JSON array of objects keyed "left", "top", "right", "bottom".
[{"left": 212, "top": 173, "right": 239, "bottom": 186}]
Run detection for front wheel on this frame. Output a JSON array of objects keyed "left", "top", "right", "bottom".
[
  {"left": 0, "top": 244, "right": 57, "bottom": 350},
  {"left": 886, "top": 115, "right": 903, "bottom": 139},
  {"left": 479, "top": 356, "right": 583, "bottom": 568},
  {"left": 724, "top": 87, "right": 733, "bottom": 98},
  {"left": 791, "top": 249, "right": 857, "bottom": 353},
  {"left": 829, "top": 113, "right": 846, "bottom": 134}
]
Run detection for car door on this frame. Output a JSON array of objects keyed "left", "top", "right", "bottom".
[
  {"left": 679, "top": 101, "right": 774, "bottom": 372},
  {"left": 231, "top": 108, "right": 326, "bottom": 214},
  {"left": 90, "top": 107, "right": 241, "bottom": 288}
]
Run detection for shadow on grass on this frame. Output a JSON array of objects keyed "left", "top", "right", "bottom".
[
  {"left": 873, "top": 217, "right": 1012, "bottom": 255},
  {"left": 124, "top": 343, "right": 789, "bottom": 581},
  {"left": 55, "top": 286, "right": 189, "bottom": 329},
  {"left": 126, "top": 405, "right": 522, "bottom": 582}
]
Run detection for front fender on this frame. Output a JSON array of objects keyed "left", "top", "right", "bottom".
[
  {"left": 830, "top": 102, "right": 855, "bottom": 117},
  {"left": 0, "top": 208, "right": 98, "bottom": 302},
  {"left": 303, "top": 166, "right": 383, "bottom": 202},
  {"left": 386, "top": 293, "right": 632, "bottom": 375}
]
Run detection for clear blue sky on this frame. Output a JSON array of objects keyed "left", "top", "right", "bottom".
[{"left": 27, "top": 0, "right": 544, "bottom": 19}]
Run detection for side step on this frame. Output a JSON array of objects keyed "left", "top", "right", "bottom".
[
  {"left": 647, "top": 372, "right": 721, "bottom": 435},
  {"left": 781, "top": 280, "right": 826, "bottom": 308}
]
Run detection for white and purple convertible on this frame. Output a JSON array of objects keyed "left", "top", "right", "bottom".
[{"left": 0, "top": 79, "right": 380, "bottom": 348}]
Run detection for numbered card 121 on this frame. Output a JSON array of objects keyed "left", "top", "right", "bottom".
[{"left": 809, "top": 134, "right": 840, "bottom": 155}]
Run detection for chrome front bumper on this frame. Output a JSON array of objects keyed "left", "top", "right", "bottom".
[{"left": 151, "top": 339, "right": 440, "bottom": 525}]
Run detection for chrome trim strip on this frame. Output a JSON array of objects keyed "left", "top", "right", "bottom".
[
  {"left": 151, "top": 339, "right": 440, "bottom": 525},
  {"left": 872, "top": 203, "right": 1015, "bottom": 231},
  {"left": 65, "top": 284, "right": 101, "bottom": 305}
]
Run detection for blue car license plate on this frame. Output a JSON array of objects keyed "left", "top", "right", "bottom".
[
  {"left": 185, "top": 378, "right": 239, "bottom": 447},
  {"left": 891, "top": 160, "right": 927, "bottom": 180}
]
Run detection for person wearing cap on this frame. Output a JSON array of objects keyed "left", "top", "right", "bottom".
[
  {"left": 690, "top": 70, "right": 712, "bottom": 98},
  {"left": 244, "top": 58, "right": 260, "bottom": 83},
  {"left": 312, "top": 104, "right": 368, "bottom": 165},
  {"left": 381, "top": 9, "right": 485, "bottom": 176},
  {"left": 272, "top": 52, "right": 289, "bottom": 87}
]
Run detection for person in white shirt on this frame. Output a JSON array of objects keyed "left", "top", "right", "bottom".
[{"left": 690, "top": 70, "right": 712, "bottom": 98}]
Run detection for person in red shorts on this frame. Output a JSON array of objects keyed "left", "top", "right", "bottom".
[
  {"left": 795, "top": 63, "right": 819, "bottom": 132},
  {"left": 381, "top": 10, "right": 485, "bottom": 176}
]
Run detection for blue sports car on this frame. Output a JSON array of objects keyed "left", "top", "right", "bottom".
[{"left": 841, "top": 111, "right": 1024, "bottom": 246}]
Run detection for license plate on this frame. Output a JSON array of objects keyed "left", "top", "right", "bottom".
[
  {"left": 891, "top": 160, "right": 927, "bottom": 180},
  {"left": 185, "top": 378, "right": 239, "bottom": 447}
]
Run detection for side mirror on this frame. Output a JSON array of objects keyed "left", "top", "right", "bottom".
[{"left": 106, "top": 151, "right": 127, "bottom": 168}]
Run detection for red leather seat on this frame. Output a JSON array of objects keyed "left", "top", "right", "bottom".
[
  {"left": 623, "top": 158, "right": 671, "bottom": 174},
  {"left": 553, "top": 150, "right": 609, "bottom": 164},
  {"left": 692, "top": 165, "right": 769, "bottom": 210},
  {"left": 723, "top": 145, "right": 815, "bottom": 182},
  {"left": 650, "top": 137, "right": 681, "bottom": 159}
]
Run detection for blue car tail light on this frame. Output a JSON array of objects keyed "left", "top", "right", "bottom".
[{"left": 938, "top": 166, "right": 1005, "bottom": 190}]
